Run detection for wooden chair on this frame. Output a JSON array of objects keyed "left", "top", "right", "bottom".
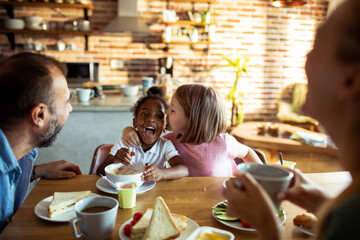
[
  {"left": 234, "top": 149, "right": 268, "bottom": 165},
  {"left": 89, "top": 144, "right": 113, "bottom": 175}
]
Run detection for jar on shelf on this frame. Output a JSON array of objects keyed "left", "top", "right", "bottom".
[{"left": 155, "top": 73, "right": 172, "bottom": 100}]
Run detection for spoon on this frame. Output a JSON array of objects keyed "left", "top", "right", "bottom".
[
  {"left": 279, "top": 152, "right": 284, "bottom": 166},
  {"left": 100, "top": 174, "right": 119, "bottom": 190}
]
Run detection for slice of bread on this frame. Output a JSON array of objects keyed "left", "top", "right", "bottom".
[
  {"left": 172, "top": 214, "right": 187, "bottom": 231},
  {"left": 48, "top": 190, "right": 92, "bottom": 218},
  {"left": 130, "top": 208, "right": 153, "bottom": 240},
  {"left": 143, "top": 197, "right": 181, "bottom": 240},
  {"left": 130, "top": 209, "right": 187, "bottom": 240}
]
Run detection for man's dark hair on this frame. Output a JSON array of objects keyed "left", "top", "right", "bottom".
[{"left": 0, "top": 52, "right": 67, "bottom": 129}]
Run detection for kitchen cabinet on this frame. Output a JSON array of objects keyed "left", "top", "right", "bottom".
[
  {"left": 0, "top": 1, "right": 93, "bottom": 50},
  {"left": 160, "top": 0, "right": 216, "bottom": 52}
]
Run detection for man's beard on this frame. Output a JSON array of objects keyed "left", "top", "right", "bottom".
[{"left": 37, "top": 114, "right": 63, "bottom": 148}]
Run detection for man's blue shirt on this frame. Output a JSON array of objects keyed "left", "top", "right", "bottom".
[{"left": 0, "top": 129, "right": 38, "bottom": 233}]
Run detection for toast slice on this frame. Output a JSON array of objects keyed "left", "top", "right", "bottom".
[
  {"left": 48, "top": 190, "right": 92, "bottom": 218},
  {"left": 130, "top": 208, "right": 187, "bottom": 240},
  {"left": 130, "top": 208, "right": 153, "bottom": 240},
  {"left": 172, "top": 214, "right": 187, "bottom": 231},
  {"left": 143, "top": 197, "right": 181, "bottom": 240},
  {"left": 130, "top": 209, "right": 187, "bottom": 240}
]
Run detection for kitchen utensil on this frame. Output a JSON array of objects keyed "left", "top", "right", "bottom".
[
  {"left": 69, "top": 196, "right": 118, "bottom": 240},
  {"left": 100, "top": 174, "right": 119, "bottom": 189},
  {"left": 237, "top": 163, "right": 293, "bottom": 211},
  {"left": 4, "top": 18, "right": 25, "bottom": 30},
  {"left": 56, "top": 40, "right": 66, "bottom": 51},
  {"left": 104, "top": 162, "right": 145, "bottom": 188},
  {"left": 279, "top": 152, "right": 284, "bottom": 166}
]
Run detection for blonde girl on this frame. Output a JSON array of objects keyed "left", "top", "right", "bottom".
[{"left": 123, "top": 84, "right": 262, "bottom": 177}]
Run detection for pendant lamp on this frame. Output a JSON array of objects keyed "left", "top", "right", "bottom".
[{"left": 270, "top": 0, "right": 307, "bottom": 7}]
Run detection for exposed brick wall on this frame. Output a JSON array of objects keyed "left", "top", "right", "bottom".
[{"left": 0, "top": 0, "right": 329, "bottom": 124}]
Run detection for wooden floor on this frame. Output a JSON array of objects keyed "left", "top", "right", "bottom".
[{"left": 258, "top": 148, "right": 344, "bottom": 173}]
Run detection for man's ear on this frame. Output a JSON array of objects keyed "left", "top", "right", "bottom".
[
  {"left": 30, "top": 103, "right": 49, "bottom": 128},
  {"left": 132, "top": 118, "right": 137, "bottom": 129},
  {"left": 338, "top": 63, "right": 360, "bottom": 101}
]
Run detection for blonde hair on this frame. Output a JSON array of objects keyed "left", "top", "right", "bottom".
[{"left": 173, "top": 84, "right": 226, "bottom": 144}]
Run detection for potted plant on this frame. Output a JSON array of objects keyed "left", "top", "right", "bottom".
[{"left": 221, "top": 53, "right": 250, "bottom": 127}]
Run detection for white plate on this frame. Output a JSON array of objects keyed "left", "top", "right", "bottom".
[
  {"left": 223, "top": 178, "right": 229, "bottom": 189},
  {"left": 34, "top": 193, "right": 98, "bottom": 222},
  {"left": 96, "top": 178, "right": 156, "bottom": 194},
  {"left": 118, "top": 215, "right": 199, "bottom": 240},
  {"left": 295, "top": 225, "right": 316, "bottom": 236},
  {"left": 212, "top": 202, "right": 286, "bottom": 232}
]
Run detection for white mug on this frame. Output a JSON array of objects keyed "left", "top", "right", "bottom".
[
  {"left": 77, "top": 88, "right": 94, "bottom": 103},
  {"left": 56, "top": 40, "right": 66, "bottom": 51},
  {"left": 237, "top": 163, "right": 293, "bottom": 211},
  {"left": 69, "top": 196, "right": 118, "bottom": 240}
]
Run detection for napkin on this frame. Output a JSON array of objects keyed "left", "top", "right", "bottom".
[{"left": 290, "top": 132, "right": 327, "bottom": 147}]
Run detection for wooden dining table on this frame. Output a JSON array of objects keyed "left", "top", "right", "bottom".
[{"left": 1, "top": 172, "right": 352, "bottom": 239}]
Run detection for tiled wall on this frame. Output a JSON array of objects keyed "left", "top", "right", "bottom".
[{"left": 0, "top": 0, "right": 329, "bottom": 123}]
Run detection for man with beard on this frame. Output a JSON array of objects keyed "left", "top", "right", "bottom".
[{"left": 0, "top": 52, "right": 82, "bottom": 232}]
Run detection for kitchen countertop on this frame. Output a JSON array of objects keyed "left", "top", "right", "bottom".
[{"left": 71, "top": 92, "right": 140, "bottom": 112}]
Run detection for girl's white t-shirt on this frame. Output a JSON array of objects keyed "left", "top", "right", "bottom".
[{"left": 110, "top": 136, "right": 179, "bottom": 168}]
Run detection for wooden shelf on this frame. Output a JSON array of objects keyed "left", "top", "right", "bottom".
[
  {"left": 0, "top": 1, "right": 93, "bottom": 50},
  {"left": 0, "top": 1, "right": 93, "bottom": 9},
  {"left": 161, "top": 0, "right": 216, "bottom": 3},
  {"left": 163, "top": 20, "right": 215, "bottom": 26},
  {"left": 0, "top": 29, "right": 92, "bottom": 35},
  {"left": 163, "top": 40, "right": 212, "bottom": 44}
]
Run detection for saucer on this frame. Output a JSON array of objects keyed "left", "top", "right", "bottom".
[{"left": 96, "top": 178, "right": 156, "bottom": 194}]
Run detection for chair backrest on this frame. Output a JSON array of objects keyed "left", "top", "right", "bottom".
[
  {"left": 254, "top": 149, "right": 268, "bottom": 164},
  {"left": 234, "top": 149, "right": 268, "bottom": 165},
  {"left": 89, "top": 144, "right": 113, "bottom": 175}
]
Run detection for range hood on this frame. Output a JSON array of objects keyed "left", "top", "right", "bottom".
[{"left": 103, "top": 0, "right": 151, "bottom": 34}]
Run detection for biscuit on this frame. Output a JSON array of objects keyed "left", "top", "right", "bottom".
[{"left": 293, "top": 212, "right": 318, "bottom": 228}]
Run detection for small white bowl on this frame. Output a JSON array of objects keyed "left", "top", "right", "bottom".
[
  {"left": 105, "top": 162, "right": 145, "bottom": 187},
  {"left": 24, "top": 16, "right": 43, "bottom": 25},
  {"left": 4, "top": 18, "right": 25, "bottom": 30},
  {"left": 187, "top": 226, "right": 235, "bottom": 240},
  {"left": 119, "top": 84, "right": 139, "bottom": 97}
]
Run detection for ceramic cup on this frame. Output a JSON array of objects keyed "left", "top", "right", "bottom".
[
  {"left": 236, "top": 163, "right": 293, "bottom": 210},
  {"left": 69, "top": 196, "right": 118, "bottom": 240},
  {"left": 142, "top": 77, "right": 153, "bottom": 95},
  {"left": 76, "top": 88, "right": 95, "bottom": 103}
]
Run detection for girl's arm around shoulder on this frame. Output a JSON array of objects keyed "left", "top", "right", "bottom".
[
  {"left": 162, "top": 156, "right": 189, "bottom": 180},
  {"left": 242, "top": 148, "right": 263, "bottom": 164},
  {"left": 225, "top": 134, "right": 262, "bottom": 164}
]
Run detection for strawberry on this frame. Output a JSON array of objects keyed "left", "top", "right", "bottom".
[
  {"left": 133, "top": 212, "right": 143, "bottom": 221},
  {"left": 123, "top": 223, "right": 132, "bottom": 236},
  {"left": 241, "top": 219, "right": 251, "bottom": 228}
]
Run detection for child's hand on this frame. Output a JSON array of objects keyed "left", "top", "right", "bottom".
[
  {"left": 122, "top": 127, "right": 141, "bottom": 147},
  {"left": 142, "top": 163, "right": 163, "bottom": 182},
  {"left": 114, "top": 148, "right": 136, "bottom": 166}
]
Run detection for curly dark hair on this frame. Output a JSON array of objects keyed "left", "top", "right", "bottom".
[{"left": 131, "top": 86, "right": 168, "bottom": 117}]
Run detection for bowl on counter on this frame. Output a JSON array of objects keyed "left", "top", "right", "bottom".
[
  {"left": 119, "top": 84, "right": 139, "bottom": 97},
  {"left": 105, "top": 162, "right": 145, "bottom": 188}
]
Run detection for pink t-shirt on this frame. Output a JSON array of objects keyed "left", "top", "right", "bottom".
[{"left": 164, "top": 132, "right": 250, "bottom": 177}]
